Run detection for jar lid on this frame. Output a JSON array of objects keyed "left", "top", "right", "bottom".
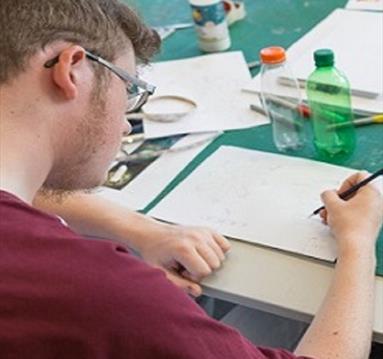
[{"left": 260, "top": 46, "right": 286, "bottom": 64}]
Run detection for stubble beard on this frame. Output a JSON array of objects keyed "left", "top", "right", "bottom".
[{"left": 41, "top": 88, "right": 112, "bottom": 200}]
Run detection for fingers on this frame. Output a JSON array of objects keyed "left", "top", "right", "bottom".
[
  {"left": 196, "top": 230, "right": 231, "bottom": 267},
  {"left": 321, "top": 189, "right": 343, "bottom": 211},
  {"left": 174, "top": 242, "right": 224, "bottom": 282},
  {"left": 321, "top": 172, "right": 376, "bottom": 207},
  {"left": 319, "top": 171, "right": 380, "bottom": 226},
  {"left": 319, "top": 208, "right": 328, "bottom": 225},
  {"left": 334, "top": 171, "right": 381, "bottom": 206},
  {"left": 205, "top": 238, "right": 225, "bottom": 262},
  {"left": 165, "top": 271, "right": 202, "bottom": 297},
  {"left": 174, "top": 246, "right": 213, "bottom": 281},
  {"left": 194, "top": 229, "right": 231, "bottom": 274},
  {"left": 196, "top": 245, "right": 221, "bottom": 272},
  {"left": 337, "top": 171, "right": 369, "bottom": 195},
  {"left": 159, "top": 226, "right": 231, "bottom": 283},
  {"left": 212, "top": 232, "right": 231, "bottom": 253}
]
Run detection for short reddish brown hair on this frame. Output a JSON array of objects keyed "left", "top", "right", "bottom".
[{"left": 0, "top": 0, "right": 161, "bottom": 84}]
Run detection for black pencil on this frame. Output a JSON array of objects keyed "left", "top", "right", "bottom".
[{"left": 310, "top": 167, "right": 383, "bottom": 217}]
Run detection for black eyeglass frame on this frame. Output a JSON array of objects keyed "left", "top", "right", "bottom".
[{"left": 44, "top": 50, "right": 156, "bottom": 113}]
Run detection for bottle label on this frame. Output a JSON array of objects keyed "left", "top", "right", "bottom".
[{"left": 191, "top": 3, "right": 229, "bottom": 42}]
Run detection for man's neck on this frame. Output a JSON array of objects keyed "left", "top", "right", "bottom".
[{"left": 0, "top": 110, "right": 53, "bottom": 204}]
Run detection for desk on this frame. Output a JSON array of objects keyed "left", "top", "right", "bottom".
[{"left": 123, "top": 0, "right": 383, "bottom": 342}]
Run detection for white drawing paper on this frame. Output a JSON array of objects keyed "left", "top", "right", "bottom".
[
  {"left": 149, "top": 146, "right": 365, "bottom": 261},
  {"left": 346, "top": 0, "right": 383, "bottom": 12}
]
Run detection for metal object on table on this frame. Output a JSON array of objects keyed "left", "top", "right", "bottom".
[
  {"left": 153, "top": 23, "right": 194, "bottom": 40},
  {"left": 125, "top": 95, "right": 197, "bottom": 123},
  {"left": 247, "top": 60, "right": 261, "bottom": 70},
  {"left": 117, "top": 132, "right": 221, "bottom": 164}
]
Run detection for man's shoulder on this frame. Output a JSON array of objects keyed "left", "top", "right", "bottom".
[
  {"left": 0, "top": 189, "right": 138, "bottom": 304},
  {"left": 0, "top": 190, "right": 66, "bottom": 236}
]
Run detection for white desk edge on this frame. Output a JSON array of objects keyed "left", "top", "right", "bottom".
[{"left": 202, "top": 239, "right": 383, "bottom": 343}]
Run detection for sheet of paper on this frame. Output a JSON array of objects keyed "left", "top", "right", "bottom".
[
  {"left": 141, "top": 52, "right": 258, "bottom": 138},
  {"left": 288, "top": 9, "right": 382, "bottom": 97},
  {"left": 346, "top": 0, "right": 383, "bottom": 11},
  {"left": 244, "top": 9, "right": 383, "bottom": 100},
  {"left": 149, "top": 146, "right": 363, "bottom": 261}
]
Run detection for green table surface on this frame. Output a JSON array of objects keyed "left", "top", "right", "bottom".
[
  {"left": 124, "top": 0, "right": 383, "bottom": 276},
  {"left": 127, "top": 0, "right": 348, "bottom": 66}
]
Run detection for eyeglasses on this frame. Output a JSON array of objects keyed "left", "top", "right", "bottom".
[{"left": 44, "top": 50, "right": 156, "bottom": 113}]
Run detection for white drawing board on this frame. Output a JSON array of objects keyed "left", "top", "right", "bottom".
[{"left": 149, "top": 146, "right": 363, "bottom": 261}]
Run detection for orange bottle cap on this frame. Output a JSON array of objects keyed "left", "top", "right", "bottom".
[{"left": 260, "top": 46, "right": 286, "bottom": 64}]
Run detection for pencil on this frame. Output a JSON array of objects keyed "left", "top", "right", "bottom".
[
  {"left": 310, "top": 168, "right": 383, "bottom": 217},
  {"left": 327, "top": 114, "right": 383, "bottom": 130}
]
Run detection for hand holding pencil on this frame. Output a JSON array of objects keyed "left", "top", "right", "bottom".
[
  {"left": 318, "top": 171, "right": 383, "bottom": 255},
  {"left": 311, "top": 168, "right": 383, "bottom": 216}
]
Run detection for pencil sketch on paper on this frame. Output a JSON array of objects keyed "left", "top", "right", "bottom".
[{"left": 149, "top": 146, "right": 358, "bottom": 261}]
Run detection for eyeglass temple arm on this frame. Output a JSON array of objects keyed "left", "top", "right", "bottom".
[
  {"left": 44, "top": 50, "right": 155, "bottom": 95},
  {"left": 84, "top": 51, "right": 155, "bottom": 94}
]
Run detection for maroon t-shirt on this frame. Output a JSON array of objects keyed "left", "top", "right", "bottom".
[{"left": 0, "top": 191, "right": 313, "bottom": 359}]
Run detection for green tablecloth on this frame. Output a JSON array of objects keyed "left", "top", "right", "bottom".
[
  {"left": 124, "top": 0, "right": 383, "bottom": 275},
  {"left": 127, "top": 0, "right": 348, "bottom": 66}
]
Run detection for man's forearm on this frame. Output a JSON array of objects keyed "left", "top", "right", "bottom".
[
  {"left": 295, "top": 249, "right": 376, "bottom": 359},
  {"left": 33, "top": 191, "right": 160, "bottom": 252}
]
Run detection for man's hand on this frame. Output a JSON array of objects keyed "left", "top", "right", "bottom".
[
  {"left": 137, "top": 223, "right": 231, "bottom": 297},
  {"left": 320, "top": 171, "right": 383, "bottom": 257}
]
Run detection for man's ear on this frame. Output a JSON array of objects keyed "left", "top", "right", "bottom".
[{"left": 51, "top": 46, "right": 86, "bottom": 100}]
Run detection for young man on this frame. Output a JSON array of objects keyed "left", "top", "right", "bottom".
[{"left": 0, "top": 1, "right": 382, "bottom": 358}]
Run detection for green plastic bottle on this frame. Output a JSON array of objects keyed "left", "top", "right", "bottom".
[{"left": 306, "top": 49, "right": 355, "bottom": 162}]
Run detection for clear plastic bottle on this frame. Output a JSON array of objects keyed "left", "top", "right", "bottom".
[
  {"left": 259, "top": 46, "right": 305, "bottom": 152},
  {"left": 306, "top": 49, "right": 355, "bottom": 162}
]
